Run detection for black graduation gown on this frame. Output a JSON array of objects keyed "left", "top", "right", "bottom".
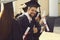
[
  {"left": 16, "top": 15, "right": 41, "bottom": 40},
  {"left": 0, "top": 2, "right": 20, "bottom": 40},
  {"left": 0, "top": 19, "right": 20, "bottom": 40},
  {"left": 31, "top": 18, "right": 41, "bottom": 40},
  {"left": 8, "top": 19, "right": 20, "bottom": 40},
  {"left": 16, "top": 15, "right": 31, "bottom": 40}
]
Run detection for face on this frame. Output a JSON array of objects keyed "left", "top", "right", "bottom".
[{"left": 28, "top": 7, "right": 37, "bottom": 17}]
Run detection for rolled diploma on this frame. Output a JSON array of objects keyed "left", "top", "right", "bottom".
[
  {"left": 42, "top": 18, "right": 49, "bottom": 31},
  {"left": 23, "top": 27, "right": 30, "bottom": 40}
]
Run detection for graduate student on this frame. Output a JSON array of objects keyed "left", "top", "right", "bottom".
[{"left": 16, "top": 1, "right": 41, "bottom": 40}]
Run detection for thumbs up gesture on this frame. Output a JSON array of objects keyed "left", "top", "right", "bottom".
[{"left": 33, "top": 26, "right": 38, "bottom": 33}]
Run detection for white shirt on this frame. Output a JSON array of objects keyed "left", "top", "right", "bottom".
[{"left": 24, "top": 12, "right": 32, "bottom": 23}]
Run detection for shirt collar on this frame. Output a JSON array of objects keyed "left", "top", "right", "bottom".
[{"left": 24, "top": 12, "right": 32, "bottom": 23}]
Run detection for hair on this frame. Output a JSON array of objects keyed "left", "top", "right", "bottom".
[
  {"left": 23, "top": 6, "right": 28, "bottom": 12},
  {"left": 0, "top": 2, "right": 14, "bottom": 40}
]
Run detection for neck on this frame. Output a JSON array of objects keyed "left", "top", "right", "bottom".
[{"left": 27, "top": 11, "right": 33, "bottom": 18}]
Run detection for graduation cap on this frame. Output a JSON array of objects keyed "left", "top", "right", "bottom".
[
  {"left": 25, "top": 1, "right": 40, "bottom": 8},
  {"left": 22, "top": 1, "right": 40, "bottom": 12},
  {"left": 22, "top": 6, "right": 28, "bottom": 12}
]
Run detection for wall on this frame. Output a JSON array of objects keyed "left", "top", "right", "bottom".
[
  {"left": 38, "top": 0, "right": 49, "bottom": 16},
  {"left": 58, "top": 3, "right": 60, "bottom": 16},
  {"left": 13, "top": 0, "right": 30, "bottom": 16},
  {"left": 0, "top": 3, "right": 3, "bottom": 18},
  {"left": 49, "top": 0, "right": 58, "bottom": 17}
]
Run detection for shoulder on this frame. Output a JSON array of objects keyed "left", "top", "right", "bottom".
[{"left": 16, "top": 15, "right": 29, "bottom": 23}]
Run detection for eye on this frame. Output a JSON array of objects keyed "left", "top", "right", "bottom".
[
  {"left": 30, "top": 8, "right": 34, "bottom": 11},
  {"left": 31, "top": 9, "right": 36, "bottom": 12}
]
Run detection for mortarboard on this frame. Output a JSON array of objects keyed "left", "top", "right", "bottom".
[
  {"left": 22, "top": 0, "right": 40, "bottom": 12},
  {"left": 25, "top": 1, "right": 40, "bottom": 8},
  {"left": 22, "top": 6, "right": 28, "bottom": 12}
]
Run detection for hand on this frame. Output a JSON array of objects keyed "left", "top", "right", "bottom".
[
  {"left": 33, "top": 27, "right": 38, "bottom": 33},
  {"left": 40, "top": 26, "right": 45, "bottom": 33},
  {"left": 45, "top": 25, "right": 50, "bottom": 31},
  {"left": 39, "top": 19, "right": 44, "bottom": 25}
]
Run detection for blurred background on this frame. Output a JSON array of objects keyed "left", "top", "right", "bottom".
[{"left": 0, "top": 0, "right": 60, "bottom": 34}]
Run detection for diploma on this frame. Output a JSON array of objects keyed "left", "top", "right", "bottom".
[{"left": 23, "top": 27, "right": 30, "bottom": 40}]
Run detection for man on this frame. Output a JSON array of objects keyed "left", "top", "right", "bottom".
[{"left": 16, "top": 1, "right": 41, "bottom": 40}]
